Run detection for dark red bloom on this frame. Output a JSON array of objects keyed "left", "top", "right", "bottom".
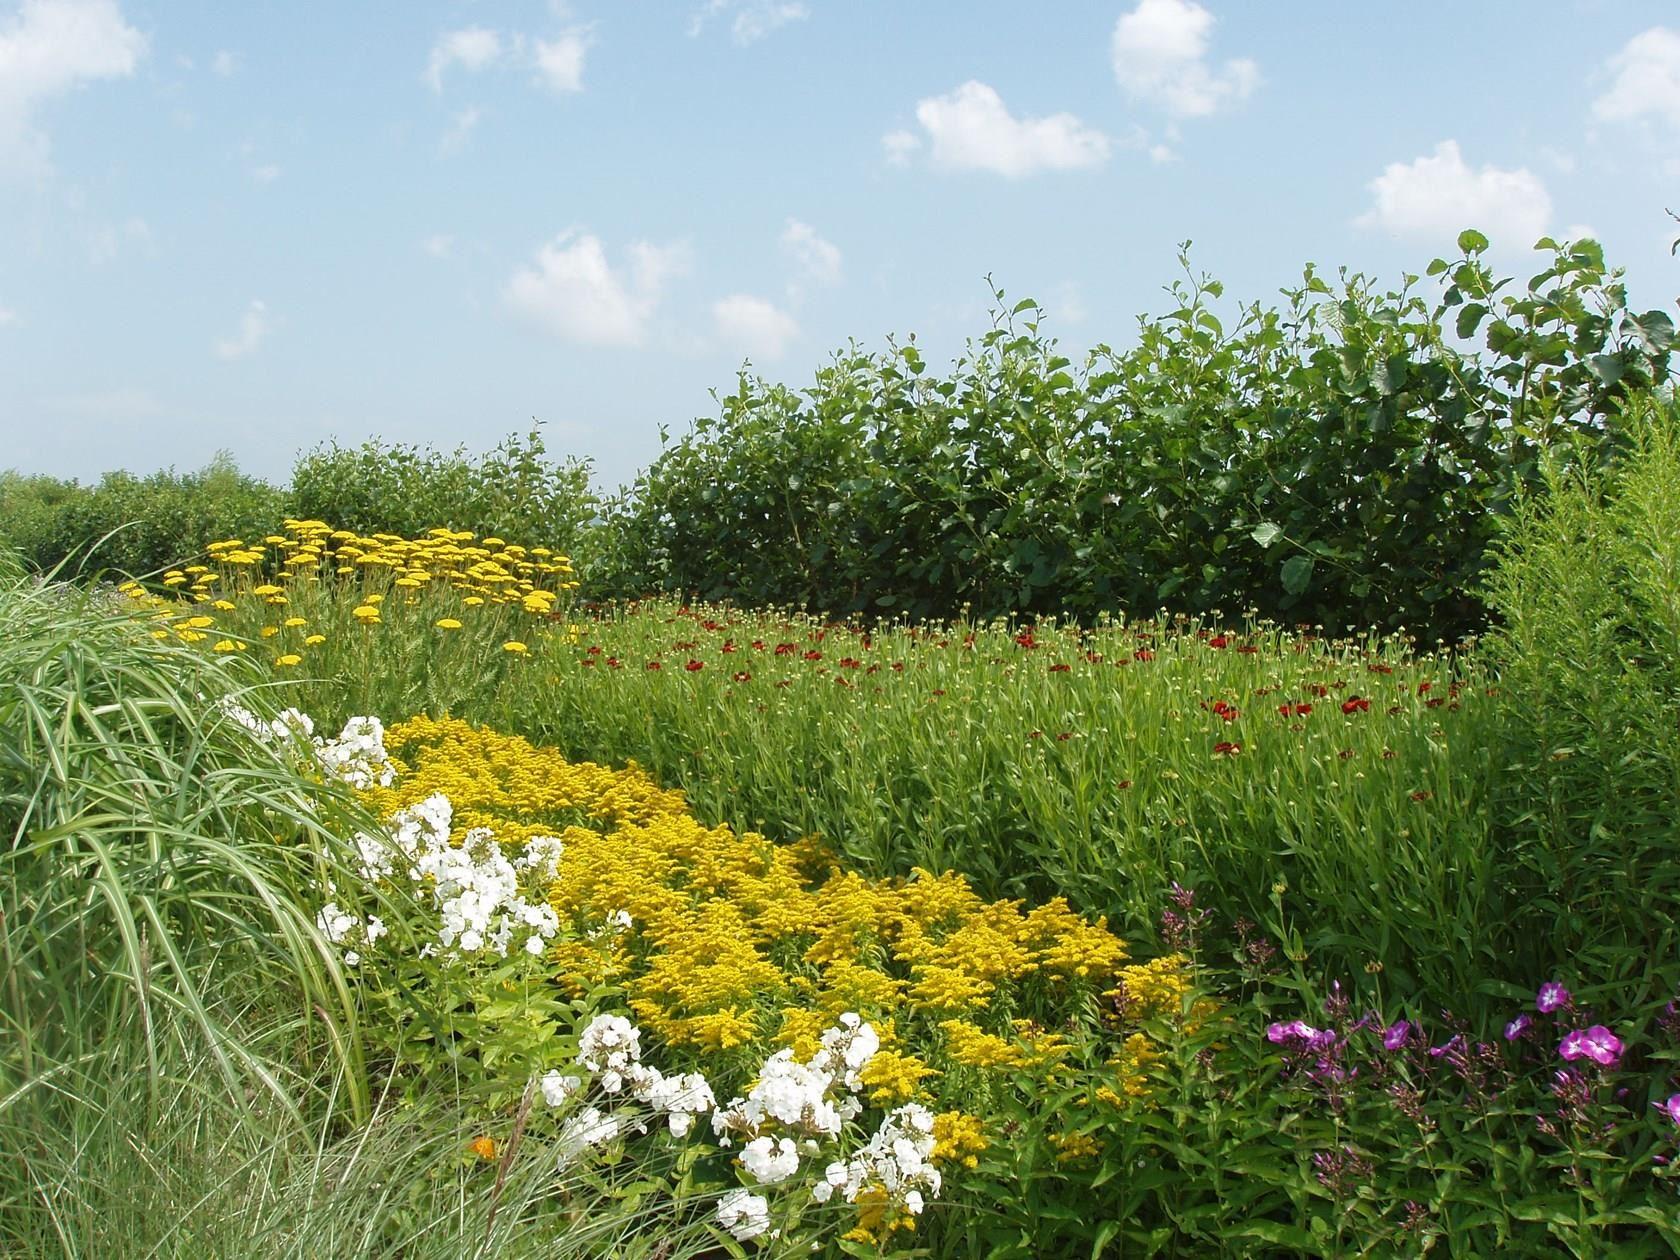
[
  {"left": 839, "top": 657, "right": 862, "bottom": 669},
  {"left": 774, "top": 642, "right": 797, "bottom": 656},
  {"left": 751, "top": 640, "right": 766, "bottom": 651},
  {"left": 732, "top": 671, "right": 751, "bottom": 682},
  {"left": 1056, "top": 732, "right": 1073, "bottom": 741},
  {"left": 1028, "top": 730, "right": 1044, "bottom": 740},
  {"left": 586, "top": 645, "right": 602, "bottom": 655},
  {"left": 1277, "top": 702, "right": 1313, "bottom": 717},
  {"left": 1309, "top": 684, "right": 1330, "bottom": 698},
  {"left": 1117, "top": 779, "right": 1133, "bottom": 790},
  {"left": 1134, "top": 648, "right": 1155, "bottom": 662},
  {"left": 646, "top": 661, "right": 662, "bottom": 671},
  {"left": 685, "top": 659, "right": 704, "bottom": 672},
  {"left": 1341, "top": 697, "right": 1371, "bottom": 715},
  {"left": 606, "top": 656, "right": 622, "bottom": 669},
  {"left": 1208, "top": 635, "right": 1229, "bottom": 649},
  {"left": 1214, "top": 741, "right": 1242, "bottom": 756},
  {"left": 1049, "top": 663, "right": 1071, "bottom": 673},
  {"left": 803, "top": 650, "right": 822, "bottom": 661}
]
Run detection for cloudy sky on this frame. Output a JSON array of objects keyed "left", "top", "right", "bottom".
[{"left": 2, "top": 0, "right": 1678, "bottom": 489}]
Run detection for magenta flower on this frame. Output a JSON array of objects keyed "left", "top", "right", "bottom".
[
  {"left": 1536, "top": 982, "right": 1571, "bottom": 1014},
  {"left": 1658, "top": 1094, "right": 1680, "bottom": 1127},
  {"left": 1267, "top": 1020, "right": 1321, "bottom": 1045},
  {"left": 1505, "top": 1013, "right": 1532, "bottom": 1041},
  {"left": 1382, "top": 1021, "right": 1411, "bottom": 1051},
  {"left": 1558, "top": 1025, "right": 1624, "bottom": 1069}
]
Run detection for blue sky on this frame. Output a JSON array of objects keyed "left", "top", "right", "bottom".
[{"left": 2, "top": 0, "right": 1678, "bottom": 491}]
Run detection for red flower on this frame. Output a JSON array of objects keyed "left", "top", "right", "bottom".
[
  {"left": 606, "top": 656, "right": 621, "bottom": 669},
  {"left": 1028, "top": 730, "right": 1044, "bottom": 740},
  {"left": 1276, "top": 702, "right": 1313, "bottom": 717},
  {"left": 1237, "top": 645, "right": 1259, "bottom": 655},
  {"left": 1214, "top": 741, "right": 1242, "bottom": 756},
  {"left": 646, "top": 661, "right": 662, "bottom": 671},
  {"left": 1341, "top": 697, "right": 1371, "bottom": 715},
  {"left": 891, "top": 661, "right": 905, "bottom": 672},
  {"left": 1015, "top": 630, "right": 1038, "bottom": 649},
  {"left": 1410, "top": 790, "right": 1433, "bottom": 802},
  {"left": 1208, "top": 635, "right": 1229, "bottom": 649},
  {"left": 1309, "top": 684, "right": 1330, "bottom": 698},
  {"left": 685, "top": 659, "right": 704, "bottom": 672},
  {"left": 581, "top": 658, "right": 596, "bottom": 667},
  {"left": 1049, "top": 663, "right": 1071, "bottom": 673},
  {"left": 1134, "top": 648, "right": 1155, "bottom": 662},
  {"left": 1210, "top": 700, "right": 1239, "bottom": 721},
  {"left": 751, "top": 640, "right": 766, "bottom": 651},
  {"left": 1056, "top": 732, "right": 1073, "bottom": 741},
  {"left": 586, "top": 645, "right": 602, "bottom": 655},
  {"left": 1117, "top": 779, "right": 1133, "bottom": 790},
  {"left": 732, "top": 671, "right": 752, "bottom": 682},
  {"left": 721, "top": 640, "right": 737, "bottom": 653},
  {"left": 774, "top": 642, "right": 797, "bottom": 656},
  {"left": 803, "top": 650, "right": 823, "bottom": 662},
  {"left": 1367, "top": 662, "right": 1394, "bottom": 675},
  {"left": 839, "top": 657, "right": 862, "bottom": 669}
]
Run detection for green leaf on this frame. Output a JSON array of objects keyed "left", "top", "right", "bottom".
[
  {"left": 1281, "top": 554, "right": 1314, "bottom": 596},
  {"left": 1455, "top": 303, "right": 1488, "bottom": 341},
  {"left": 1251, "top": 522, "right": 1284, "bottom": 547},
  {"left": 1457, "top": 228, "right": 1490, "bottom": 254}
]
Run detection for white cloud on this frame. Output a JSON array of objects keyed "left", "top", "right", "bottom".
[
  {"left": 0, "top": 0, "right": 147, "bottom": 175},
  {"left": 534, "top": 30, "right": 588, "bottom": 92},
  {"left": 86, "top": 215, "right": 149, "bottom": 264},
  {"left": 1111, "top": 0, "right": 1258, "bottom": 118},
  {"left": 895, "top": 81, "right": 1109, "bottom": 178},
  {"left": 250, "top": 161, "right": 280, "bottom": 183},
  {"left": 1356, "top": 141, "right": 1552, "bottom": 248},
  {"left": 0, "top": 303, "right": 16, "bottom": 326},
  {"left": 779, "top": 218, "right": 841, "bottom": 290},
  {"left": 214, "top": 299, "right": 269, "bottom": 361},
  {"left": 505, "top": 231, "right": 689, "bottom": 347},
  {"left": 689, "top": 0, "right": 809, "bottom": 45},
  {"left": 425, "top": 27, "right": 501, "bottom": 92},
  {"left": 423, "top": 233, "right": 454, "bottom": 259},
  {"left": 881, "top": 128, "right": 919, "bottom": 166},
  {"left": 1593, "top": 26, "right": 1680, "bottom": 131},
  {"left": 712, "top": 293, "right": 798, "bottom": 360},
  {"left": 210, "top": 48, "right": 237, "bottom": 77},
  {"left": 439, "top": 105, "right": 482, "bottom": 155}
]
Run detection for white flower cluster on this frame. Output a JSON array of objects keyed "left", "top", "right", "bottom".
[
  {"left": 315, "top": 899, "right": 386, "bottom": 967},
  {"left": 529, "top": 1009, "right": 947, "bottom": 1246},
  {"left": 312, "top": 715, "right": 396, "bottom": 789},
  {"left": 216, "top": 699, "right": 394, "bottom": 789},
  {"left": 712, "top": 1013, "right": 878, "bottom": 1145},
  {"left": 811, "top": 1102, "right": 941, "bottom": 1222},
  {"left": 545, "top": 1014, "right": 719, "bottom": 1167}
]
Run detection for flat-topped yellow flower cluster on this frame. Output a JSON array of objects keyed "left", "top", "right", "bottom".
[{"left": 198, "top": 519, "right": 576, "bottom": 609}]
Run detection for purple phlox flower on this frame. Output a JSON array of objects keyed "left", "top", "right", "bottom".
[
  {"left": 1536, "top": 982, "right": 1571, "bottom": 1014},
  {"left": 1427, "top": 1033, "right": 1465, "bottom": 1061},
  {"left": 1558, "top": 1025, "right": 1623, "bottom": 1069},
  {"left": 1657, "top": 1093, "right": 1680, "bottom": 1127},
  {"left": 1382, "top": 1020, "right": 1412, "bottom": 1051},
  {"left": 1267, "top": 1019, "right": 1321, "bottom": 1046},
  {"left": 1505, "top": 1013, "right": 1532, "bottom": 1042}
]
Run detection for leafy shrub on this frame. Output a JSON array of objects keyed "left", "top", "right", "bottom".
[
  {"left": 1482, "top": 390, "right": 1680, "bottom": 1007},
  {"left": 290, "top": 425, "right": 601, "bottom": 573},
  {"left": 0, "top": 452, "right": 287, "bottom": 578},
  {"left": 600, "top": 235, "right": 1673, "bottom": 642}
]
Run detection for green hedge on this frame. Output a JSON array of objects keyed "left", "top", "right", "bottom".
[{"left": 597, "top": 234, "right": 1674, "bottom": 642}]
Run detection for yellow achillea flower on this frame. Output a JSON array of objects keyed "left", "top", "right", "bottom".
[
  {"left": 304, "top": 634, "right": 326, "bottom": 646},
  {"left": 275, "top": 654, "right": 303, "bottom": 667},
  {"left": 212, "top": 639, "right": 238, "bottom": 653},
  {"left": 502, "top": 641, "right": 528, "bottom": 654},
  {"left": 435, "top": 618, "right": 463, "bottom": 630}
]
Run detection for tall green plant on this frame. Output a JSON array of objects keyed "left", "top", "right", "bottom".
[{"left": 1481, "top": 390, "right": 1680, "bottom": 1001}]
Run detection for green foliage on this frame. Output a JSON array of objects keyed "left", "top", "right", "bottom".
[
  {"left": 290, "top": 425, "right": 600, "bottom": 569},
  {"left": 929, "top": 929, "right": 1680, "bottom": 1258},
  {"left": 1481, "top": 390, "right": 1680, "bottom": 1008},
  {"left": 599, "top": 236, "right": 1673, "bottom": 642},
  {"left": 0, "top": 452, "right": 287, "bottom": 579}
]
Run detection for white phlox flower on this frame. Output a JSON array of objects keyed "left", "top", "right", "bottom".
[{"left": 716, "top": 1188, "right": 774, "bottom": 1242}]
